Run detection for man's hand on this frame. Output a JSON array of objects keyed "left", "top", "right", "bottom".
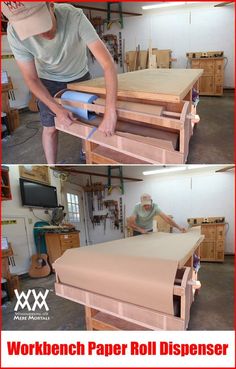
[
  {"left": 88, "top": 40, "right": 118, "bottom": 137},
  {"left": 98, "top": 110, "right": 117, "bottom": 136},
  {"left": 140, "top": 228, "right": 149, "bottom": 234},
  {"left": 54, "top": 106, "right": 77, "bottom": 127}
]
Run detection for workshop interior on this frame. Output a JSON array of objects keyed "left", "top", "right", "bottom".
[
  {"left": 1, "top": 1, "right": 234, "bottom": 165},
  {"left": 1, "top": 1, "right": 235, "bottom": 333},
  {"left": 1, "top": 164, "right": 234, "bottom": 330}
]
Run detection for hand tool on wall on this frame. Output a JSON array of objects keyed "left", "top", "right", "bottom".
[
  {"left": 119, "top": 197, "right": 124, "bottom": 233},
  {"left": 104, "top": 200, "right": 119, "bottom": 230},
  {"left": 102, "top": 34, "right": 119, "bottom": 63},
  {"left": 118, "top": 31, "right": 123, "bottom": 69}
]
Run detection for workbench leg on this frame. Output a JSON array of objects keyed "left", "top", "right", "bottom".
[
  {"left": 84, "top": 141, "right": 97, "bottom": 164},
  {"left": 85, "top": 306, "right": 98, "bottom": 330}
]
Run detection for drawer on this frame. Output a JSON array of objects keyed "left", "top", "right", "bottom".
[
  {"left": 61, "top": 239, "right": 74, "bottom": 247},
  {"left": 216, "top": 226, "right": 225, "bottom": 240},
  {"left": 214, "top": 85, "right": 223, "bottom": 95},
  {"left": 200, "top": 60, "right": 214, "bottom": 76},
  {"left": 191, "top": 61, "right": 200, "bottom": 68},
  {"left": 215, "top": 60, "right": 224, "bottom": 75},
  {"left": 61, "top": 243, "right": 74, "bottom": 252},
  {"left": 201, "top": 226, "right": 216, "bottom": 240},
  {"left": 69, "top": 233, "right": 80, "bottom": 243},
  {"left": 216, "top": 241, "right": 224, "bottom": 251},
  {"left": 200, "top": 241, "right": 215, "bottom": 260},
  {"left": 199, "top": 76, "right": 214, "bottom": 94},
  {"left": 215, "top": 251, "right": 224, "bottom": 261},
  {"left": 215, "top": 76, "right": 223, "bottom": 84},
  {"left": 59, "top": 234, "right": 74, "bottom": 241},
  {"left": 59, "top": 233, "right": 79, "bottom": 242}
]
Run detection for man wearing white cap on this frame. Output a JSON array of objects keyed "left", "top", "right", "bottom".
[
  {"left": 129, "top": 194, "right": 186, "bottom": 235},
  {"left": 2, "top": 2, "right": 117, "bottom": 163}
]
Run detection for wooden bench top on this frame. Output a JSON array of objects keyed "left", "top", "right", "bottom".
[{"left": 68, "top": 69, "right": 203, "bottom": 103}]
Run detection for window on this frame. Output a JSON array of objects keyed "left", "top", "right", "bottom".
[{"left": 66, "top": 193, "right": 80, "bottom": 228}]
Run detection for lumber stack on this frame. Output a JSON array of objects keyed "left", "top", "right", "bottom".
[{"left": 125, "top": 48, "right": 176, "bottom": 71}]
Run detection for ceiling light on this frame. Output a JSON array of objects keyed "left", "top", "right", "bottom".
[
  {"left": 142, "top": 2, "right": 198, "bottom": 10},
  {"left": 186, "top": 165, "right": 213, "bottom": 170},
  {"left": 143, "top": 165, "right": 214, "bottom": 176},
  {"left": 143, "top": 167, "right": 186, "bottom": 175}
]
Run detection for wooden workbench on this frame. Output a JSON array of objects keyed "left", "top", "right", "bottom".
[
  {"left": 55, "top": 69, "right": 203, "bottom": 164},
  {"left": 54, "top": 227, "right": 204, "bottom": 330}
]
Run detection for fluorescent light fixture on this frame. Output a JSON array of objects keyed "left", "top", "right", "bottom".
[
  {"left": 143, "top": 165, "right": 213, "bottom": 176},
  {"left": 142, "top": 2, "right": 198, "bottom": 10},
  {"left": 187, "top": 165, "right": 213, "bottom": 170},
  {"left": 143, "top": 167, "right": 186, "bottom": 175}
]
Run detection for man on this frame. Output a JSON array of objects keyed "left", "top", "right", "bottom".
[
  {"left": 128, "top": 194, "right": 186, "bottom": 235},
  {"left": 2, "top": 2, "right": 117, "bottom": 163}
]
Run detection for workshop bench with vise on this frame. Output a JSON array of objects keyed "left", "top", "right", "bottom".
[{"left": 54, "top": 69, "right": 203, "bottom": 164}]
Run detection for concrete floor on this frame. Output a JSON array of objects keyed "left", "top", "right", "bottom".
[
  {"left": 2, "top": 111, "right": 83, "bottom": 164},
  {"left": 2, "top": 255, "right": 234, "bottom": 331},
  {"left": 2, "top": 91, "right": 234, "bottom": 164},
  {"left": 187, "top": 91, "right": 234, "bottom": 164}
]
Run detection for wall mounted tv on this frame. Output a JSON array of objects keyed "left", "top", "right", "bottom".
[{"left": 19, "top": 178, "right": 58, "bottom": 208}]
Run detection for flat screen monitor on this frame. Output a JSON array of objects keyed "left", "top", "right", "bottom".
[{"left": 19, "top": 178, "right": 58, "bottom": 208}]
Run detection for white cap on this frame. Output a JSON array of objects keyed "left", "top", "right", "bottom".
[
  {"left": 141, "top": 193, "right": 152, "bottom": 206},
  {"left": 2, "top": 2, "right": 53, "bottom": 41}
]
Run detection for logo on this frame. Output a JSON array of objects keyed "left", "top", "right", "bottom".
[
  {"left": 13, "top": 288, "right": 50, "bottom": 321},
  {"left": 14, "top": 289, "right": 49, "bottom": 312}
]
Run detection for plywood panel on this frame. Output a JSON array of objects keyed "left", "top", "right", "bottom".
[{"left": 68, "top": 69, "right": 203, "bottom": 103}]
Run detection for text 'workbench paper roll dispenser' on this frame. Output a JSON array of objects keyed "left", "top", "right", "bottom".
[{"left": 61, "top": 91, "right": 98, "bottom": 120}]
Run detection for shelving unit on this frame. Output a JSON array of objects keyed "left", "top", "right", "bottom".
[{"left": 1, "top": 166, "right": 12, "bottom": 201}]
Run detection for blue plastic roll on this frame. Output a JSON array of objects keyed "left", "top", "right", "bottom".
[{"left": 61, "top": 91, "right": 98, "bottom": 121}]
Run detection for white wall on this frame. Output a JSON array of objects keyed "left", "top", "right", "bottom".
[
  {"left": 89, "top": 3, "right": 235, "bottom": 87},
  {"left": 124, "top": 170, "right": 235, "bottom": 254},
  {"left": 2, "top": 166, "right": 62, "bottom": 273},
  {"left": 2, "top": 36, "right": 30, "bottom": 109}
]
